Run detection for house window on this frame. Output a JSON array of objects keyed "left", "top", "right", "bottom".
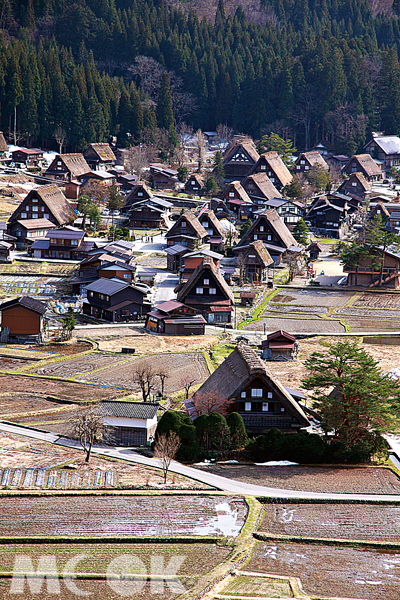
[
  {"left": 260, "top": 226, "right": 264, "bottom": 232},
  {"left": 249, "top": 254, "right": 256, "bottom": 258},
  {"left": 196, "top": 287, "right": 203, "bottom": 294},
  {"left": 89, "top": 291, "right": 93, "bottom": 297},
  {"left": 32, "top": 206, "right": 38, "bottom": 212},
  {"left": 44, "top": 213, "right": 49, "bottom": 219},
  {"left": 254, "top": 234, "right": 258, "bottom": 240},
  {"left": 21, "top": 212, "right": 27, "bottom": 218},
  {"left": 209, "top": 288, "right": 216, "bottom": 294},
  {"left": 32, "top": 214, "right": 38, "bottom": 218},
  {"left": 300, "top": 160, "right": 305, "bottom": 164},
  {"left": 352, "top": 182, "right": 357, "bottom": 186},
  {"left": 204, "top": 279, "right": 209, "bottom": 285},
  {"left": 241, "top": 391, "right": 246, "bottom": 398},
  {"left": 296, "top": 165, "right": 300, "bottom": 170},
  {"left": 281, "top": 407, "right": 285, "bottom": 412},
  {"left": 123, "top": 273, "right": 130, "bottom": 279},
  {"left": 305, "top": 165, "right": 309, "bottom": 170},
  {"left": 268, "top": 392, "right": 273, "bottom": 399},
  {"left": 267, "top": 234, "right": 272, "bottom": 241},
  {"left": 261, "top": 165, "right": 266, "bottom": 170},
  {"left": 138, "top": 191, "right": 143, "bottom": 196},
  {"left": 270, "top": 177, "right": 275, "bottom": 182},
  {"left": 71, "top": 239, "right": 79, "bottom": 245},
  {"left": 262, "top": 402, "right": 269, "bottom": 411},
  {"left": 32, "top": 199, "right": 38, "bottom": 203},
  {"left": 245, "top": 402, "right": 252, "bottom": 411},
  {"left": 229, "top": 192, "right": 234, "bottom": 197},
  {"left": 181, "top": 221, "right": 186, "bottom": 228},
  {"left": 16, "top": 231, "right": 21, "bottom": 236},
  {"left": 251, "top": 388, "right": 263, "bottom": 397}
]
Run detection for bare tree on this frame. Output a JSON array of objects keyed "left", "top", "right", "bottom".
[
  {"left": 236, "top": 252, "right": 247, "bottom": 286},
  {"left": 156, "top": 368, "right": 169, "bottom": 397},
  {"left": 129, "top": 56, "right": 165, "bottom": 100},
  {"left": 126, "top": 144, "right": 155, "bottom": 180},
  {"left": 54, "top": 126, "right": 67, "bottom": 154},
  {"left": 80, "top": 180, "right": 110, "bottom": 207},
  {"left": 192, "top": 391, "right": 234, "bottom": 417},
  {"left": 291, "top": 85, "right": 316, "bottom": 151},
  {"left": 133, "top": 363, "right": 156, "bottom": 402},
  {"left": 154, "top": 432, "right": 180, "bottom": 483},
  {"left": 73, "top": 413, "right": 102, "bottom": 463},
  {"left": 173, "top": 92, "right": 198, "bottom": 127},
  {"left": 215, "top": 124, "right": 234, "bottom": 150},
  {"left": 195, "top": 130, "right": 206, "bottom": 173},
  {"left": 286, "top": 252, "right": 304, "bottom": 282},
  {"left": 180, "top": 375, "right": 196, "bottom": 399}
]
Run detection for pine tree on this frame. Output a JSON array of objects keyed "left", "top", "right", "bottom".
[
  {"left": 292, "top": 218, "right": 309, "bottom": 246},
  {"left": 156, "top": 72, "right": 177, "bottom": 146}
]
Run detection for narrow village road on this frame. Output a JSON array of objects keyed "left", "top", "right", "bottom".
[
  {"left": 1, "top": 421, "right": 400, "bottom": 501},
  {"left": 153, "top": 272, "right": 179, "bottom": 306}
]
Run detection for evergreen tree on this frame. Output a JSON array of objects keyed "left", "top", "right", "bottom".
[
  {"left": 226, "top": 412, "right": 248, "bottom": 449},
  {"left": 156, "top": 72, "right": 177, "bottom": 146},
  {"left": 292, "top": 218, "right": 309, "bottom": 246}
]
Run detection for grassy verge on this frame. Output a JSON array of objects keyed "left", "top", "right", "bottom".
[{"left": 238, "top": 287, "right": 281, "bottom": 330}]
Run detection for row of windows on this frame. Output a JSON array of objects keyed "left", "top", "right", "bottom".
[
  {"left": 50, "top": 238, "right": 79, "bottom": 245},
  {"left": 241, "top": 389, "right": 273, "bottom": 398},
  {"left": 243, "top": 402, "right": 285, "bottom": 412},
  {"left": 196, "top": 287, "right": 216, "bottom": 294},
  {"left": 88, "top": 291, "right": 110, "bottom": 301},
  {"left": 20, "top": 213, "right": 50, "bottom": 219}
]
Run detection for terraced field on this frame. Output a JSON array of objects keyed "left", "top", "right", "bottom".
[{"left": 0, "top": 495, "right": 247, "bottom": 538}]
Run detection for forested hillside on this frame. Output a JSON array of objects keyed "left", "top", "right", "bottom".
[{"left": 2, "top": 0, "right": 400, "bottom": 152}]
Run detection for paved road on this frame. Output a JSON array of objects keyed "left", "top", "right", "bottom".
[
  {"left": 153, "top": 272, "right": 179, "bottom": 306},
  {"left": 1, "top": 421, "right": 400, "bottom": 501}
]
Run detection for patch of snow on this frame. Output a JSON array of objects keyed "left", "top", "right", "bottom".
[
  {"left": 192, "top": 501, "right": 242, "bottom": 537},
  {"left": 217, "top": 460, "right": 239, "bottom": 464},
  {"left": 254, "top": 460, "right": 299, "bottom": 466}
]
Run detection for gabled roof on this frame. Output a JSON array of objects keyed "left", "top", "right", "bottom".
[
  {"left": 198, "top": 209, "right": 226, "bottom": 238},
  {"left": 0, "top": 296, "right": 47, "bottom": 315},
  {"left": 296, "top": 151, "right": 329, "bottom": 170},
  {"left": 97, "top": 400, "right": 158, "bottom": 419},
  {"left": 238, "top": 209, "right": 298, "bottom": 249},
  {"left": 85, "top": 143, "right": 116, "bottom": 162},
  {"left": 223, "top": 138, "right": 260, "bottom": 164},
  {"left": 223, "top": 181, "right": 252, "bottom": 204},
  {"left": 177, "top": 256, "right": 234, "bottom": 303},
  {"left": 10, "top": 185, "right": 76, "bottom": 226},
  {"left": 86, "top": 277, "right": 145, "bottom": 296},
  {"left": 166, "top": 210, "right": 208, "bottom": 240},
  {"left": 254, "top": 152, "right": 292, "bottom": 187},
  {"left": 243, "top": 172, "right": 281, "bottom": 201},
  {"left": 368, "top": 136, "right": 400, "bottom": 155},
  {"left": 193, "top": 342, "right": 309, "bottom": 425},
  {"left": 235, "top": 240, "right": 274, "bottom": 268},
  {"left": 185, "top": 173, "right": 204, "bottom": 187},
  {"left": 0, "top": 132, "right": 7, "bottom": 153},
  {"left": 165, "top": 244, "right": 189, "bottom": 256},
  {"left": 47, "top": 154, "right": 90, "bottom": 178},
  {"left": 267, "top": 330, "right": 296, "bottom": 342},
  {"left": 338, "top": 172, "right": 371, "bottom": 192},
  {"left": 346, "top": 154, "right": 381, "bottom": 177},
  {"left": 156, "top": 300, "right": 185, "bottom": 313},
  {"left": 16, "top": 218, "right": 56, "bottom": 230}
]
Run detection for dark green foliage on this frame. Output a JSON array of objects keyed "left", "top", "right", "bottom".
[
  {"left": 155, "top": 410, "right": 200, "bottom": 462},
  {"left": 194, "top": 412, "right": 231, "bottom": 451},
  {"left": 226, "top": 412, "right": 248, "bottom": 449},
  {"left": 177, "top": 166, "right": 188, "bottom": 183},
  {"left": 292, "top": 218, "right": 309, "bottom": 246},
  {"left": 246, "top": 428, "right": 289, "bottom": 462},
  {"left": 240, "top": 218, "right": 253, "bottom": 237},
  {"left": 284, "top": 432, "right": 326, "bottom": 464}
]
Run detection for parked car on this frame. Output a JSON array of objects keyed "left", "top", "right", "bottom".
[
  {"left": 102, "top": 209, "right": 110, "bottom": 216},
  {"left": 113, "top": 210, "right": 120, "bottom": 216}
]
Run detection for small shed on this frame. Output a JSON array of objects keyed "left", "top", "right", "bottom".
[
  {"left": 240, "top": 291, "right": 256, "bottom": 306},
  {"left": 261, "top": 330, "right": 298, "bottom": 361},
  {"left": 0, "top": 296, "right": 47, "bottom": 343},
  {"left": 145, "top": 300, "right": 206, "bottom": 335},
  {"left": 307, "top": 241, "right": 323, "bottom": 260},
  {"left": 98, "top": 400, "right": 159, "bottom": 447}
]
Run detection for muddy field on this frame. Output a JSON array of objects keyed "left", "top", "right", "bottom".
[
  {"left": 0, "top": 542, "right": 231, "bottom": 598},
  {"left": 260, "top": 503, "right": 400, "bottom": 542},
  {"left": 0, "top": 357, "right": 35, "bottom": 370},
  {"left": 246, "top": 316, "right": 345, "bottom": 334},
  {"left": 193, "top": 464, "right": 400, "bottom": 494},
  {"left": 247, "top": 541, "right": 400, "bottom": 600},
  {"left": 0, "top": 495, "right": 246, "bottom": 537},
  {"left": 27, "top": 352, "right": 130, "bottom": 378}
]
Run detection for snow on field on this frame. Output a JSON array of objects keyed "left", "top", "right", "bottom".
[
  {"left": 254, "top": 461, "right": 299, "bottom": 466},
  {"left": 193, "top": 501, "right": 243, "bottom": 537}
]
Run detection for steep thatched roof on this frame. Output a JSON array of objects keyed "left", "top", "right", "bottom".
[
  {"left": 200, "top": 209, "right": 226, "bottom": 238},
  {"left": 9, "top": 185, "right": 76, "bottom": 226},
  {"left": 166, "top": 210, "right": 208, "bottom": 240},
  {"left": 297, "top": 151, "right": 329, "bottom": 170},
  {"left": 193, "top": 342, "right": 309, "bottom": 424},
  {"left": 53, "top": 154, "right": 91, "bottom": 178},
  {"left": 235, "top": 240, "right": 274, "bottom": 267},
  {"left": 176, "top": 255, "right": 234, "bottom": 303},
  {"left": 223, "top": 181, "right": 252, "bottom": 203},
  {"left": 348, "top": 154, "right": 381, "bottom": 177},
  {"left": 257, "top": 152, "right": 292, "bottom": 187},
  {"left": 223, "top": 138, "right": 260, "bottom": 164},
  {"left": 85, "top": 143, "right": 116, "bottom": 162},
  {"left": 243, "top": 172, "right": 281, "bottom": 200},
  {"left": 239, "top": 209, "right": 298, "bottom": 249}
]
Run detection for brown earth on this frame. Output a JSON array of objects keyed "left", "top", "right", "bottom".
[
  {"left": 193, "top": 464, "right": 400, "bottom": 495},
  {"left": 246, "top": 541, "right": 400, "bottom": 600}
]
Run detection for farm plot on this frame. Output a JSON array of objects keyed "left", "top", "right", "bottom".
[
  {"left": 246, "top": 316, "right": 345, "bottom": 334},
  {"left": 0, "top": 495, "right": 247, "bottom": 538},
  {"left": 353, "top": 292, "right": 400, "bottom": 309},
  {"left": 246, "top": 541, "right": 400, "bottom": 600},
  {"left": 0, "top": 357, "right": 35, "bottom": 370},
  {"left": 260, "top": 503, "right": 400, "bottom": 542},
  {"left": 270, "top": 290, "right": 353, "bottom": 307},
  {"left": 0, "top": 275, "right": 69, "bottom": 297},
  {"left": 193, "top": 464, "right": 400, "bottom": 494},
  {"left": 27, "top": 353, "right": 129, "bottom": 378},
  {"left": 0, "top": 543, "right": 232, "bottom": 598},
  {"left": 86, "top": 352, "right": 209, "bottom": 392}
]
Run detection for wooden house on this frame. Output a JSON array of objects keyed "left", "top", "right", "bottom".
[
  {"left": 294, "top": 151, "right": 329, "bottom": 174},
  {"left": 71, "top": 252, "right": 128, "bottom": 295},
  {"left": 180, "top": 249, "right": 223, "bottom": 281},
  {"left": 249, "top": 152, "right": 292, "bottom": 191},
  {"left": 0, "top": 241, "right": 12, "bottom": 262},
  {"left": 343, "top": 244, "right": 400, "bottom": 288},
  {"left": 261, "top": 330, "right": 298, "bottom": 361},
  {"left": 165, "top": 211, "right": 207, "bottom": 249},
  {"left": 234, "top": 240, "right": 274, "bottom": 283},
  {"left": 165, "top": 244, "right": 190, "bottom": 273},
  {"left": 11, "top": 148, "right": 43, "bottom": 167},
  {"left": 237, "top": 209, "right": 299, "bottom": 264},
  {"left": 305, "top": 195, "right": 347, "bottom": 238},
  {"left": 9, "top": 219, "right": 56, "bottom": 250},
  {"left": 198, "top": 209, "right": 226, "bottom": 252},
  {"left": 97, "top": 261, "right": 136, "bottom": 282},
  {"left": 127, "top": 197, "right": 172, "bottom": 230},
  {"left": 220, "top": 181, "right": 252, "bottom": 220},
  {"left": 192, "top": 342, "right": 309, "bottom": 434},
  {"left": 44, "top": 154, "right": 91, "bottom": 183},
  {"left": 0, "top": 296, "right": 47, "bottom": 343},
  {"left": 242, "top": 172, "right": 281, "bottom": 206},
  {"left": 337, "top": 172, "right": 371, "bottom": 199},
  {"left": 149, "top": 164, "right": 178, "bottom": 190},
  {"left": 307, "top": 241, "right": 323, "bottom": 260},
  {"left": 209, "top": 199, "right": 232, "bottom": 220},
  {"left": 83, "top": 143, "right": 116, "bottom": 170},
  {"left": 176, "top": 256, "right": 234, "bottom": 324},
  {"left": 98, "top": 400, "right": 159, "bottom": 447},
  {"left": 262, "top": 199, "right": 304, "bottom": 228},
  {"left": 79, "top": 170, "right": 115, "bottom": 185},
  {"left": 342, "top": 154, "right": 382, "bottom": 182},
  {"left": 83, "top": 278, "right": 150, "bottom": 321},
  {"left": 240, "top": 291, "right": 256, "bottom": 306},
  {"left": 122, "top": 183, "right": 153, "bottom": 213},
  {"left": 118, "top": 174, "right": 138, "bottom": 191},
  {"left": 145, "top": 300, "right": 206, "bottom": 335},
  {"left": 8, "top": 185, "right": 76, "bottom": 247},
  {"left": 364, "top": 135, "right": 400, "bottom": 172},
  {"left": 222, "top": 138, "right": 260, "bottom": 182},
  {"left": 30, "top": 226, "right": 94, "bottom": 260},
  {"left": 184, "top": 173, "right": 204, "bottom": 194}
]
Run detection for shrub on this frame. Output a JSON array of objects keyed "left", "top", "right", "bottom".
[
  {"left": 227, "top": 413, "right": 248, "bottom": 449},
  {"left": 285, "top": 432, "right": 326, "bottom": 464},
  {"left": 246, "top": 428, "right": 289, "bottom": 462}
]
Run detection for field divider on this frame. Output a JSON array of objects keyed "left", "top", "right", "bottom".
[
  {"left": 253, "top": 531, "right": 400, "bottom": 550},
  {"left": 0, "top": 536, "right": 221, "bottom": 545}
]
